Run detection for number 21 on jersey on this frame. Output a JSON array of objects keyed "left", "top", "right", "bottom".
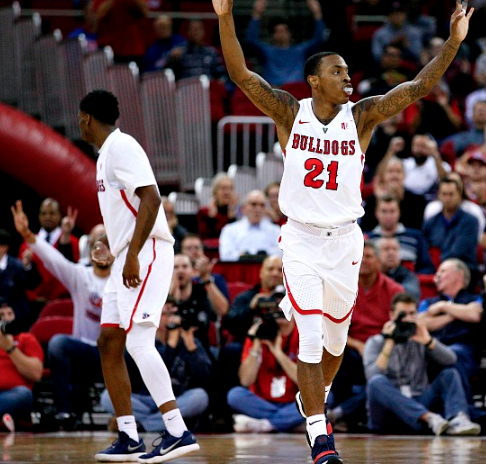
[{"left": 304, "top": 158, "right": 339, "bottom": 190}]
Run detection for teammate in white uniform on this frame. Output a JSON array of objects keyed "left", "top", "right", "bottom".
[
  {"left": 11, "top": 204, "right": 107, "bottom": 426},
  {"left": 213, "top": 1, "right": 474, "bottom": 462},
  {"left": 78, "top": 90, "right": 199, "bottom": 463}
]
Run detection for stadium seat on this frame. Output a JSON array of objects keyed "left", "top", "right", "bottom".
[
  {"left": 209, "top": 79, "right": 228, "bottom": 122},
  {"left": 418, "top": 274, "right": 438, "bottom": 299},
  {"left": 38, "top": 299, "right": 74, "bottom": 319},
  {"left": 227, "top": 281, "right": 253, "bottom": 303},
  {"left": 280, "top": 81, "right": 311, "bottom": 101},
  {"left": 231, "top": 87, "right": 264, "bottom": 116},
  {"left": 30, "top": 316, "right": 73, "bottom": 348}
]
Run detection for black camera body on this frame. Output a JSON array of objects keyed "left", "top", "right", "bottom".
[
  {"left": 0, "top": 320, "right": 22, "bottom": 336},
  {"left": 392, "top": 312, "right": 417, "bottom": 343},
  {"left": 254, "top": 286, "right": 286, "bottom": 341},
  {"left": 166, "top": 299, "right": 203, "bottom": 331}
]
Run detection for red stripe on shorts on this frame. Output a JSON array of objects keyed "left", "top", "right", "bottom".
[
  {"left": 126, "top": 238, "right": 157, "bottom": 333},
  {"left": 120, "top": 190, "right": 138, "bottom": 217},
  {"left": 283, "top": 268, "right": 355, "bottom": 323},
  {"left": 282, "top": 268, "right": 322, "bottom": 316}
]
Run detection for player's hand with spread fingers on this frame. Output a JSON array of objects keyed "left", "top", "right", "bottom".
[
  {"left": 450, "top": 2, "right": 474, "bottom": 42},
  {"left": 212, "top": 0, "right": 232, "bottom": 16},
  {"left": 11, "top": 200, "right": 30, "bottom": 238}
]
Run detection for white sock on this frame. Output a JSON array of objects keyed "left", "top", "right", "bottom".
[
  {"left": 117, "top": 415, "right": 138, "bottom": 442},
  {"left": 306, "top": 414, "right": 327, "bottom": 447},
  {"left": 325, "top": 384, "right": 332, "bottom": 403},
  {"left": 163, "top": 409, "right": 187, "bottom": 438}
]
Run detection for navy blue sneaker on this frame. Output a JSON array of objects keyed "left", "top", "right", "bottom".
[
  {"left": 312, "top": 434, "right": 343, "bottom": 464},
  {"left": 137, "top": 430, "right": 200, "bottom": 463},
  {"left": 95, "top": 431, "right": 146, "bottom": 462},
  {"left": 295, "top": 392, "right": 335, "bottom": 448}
]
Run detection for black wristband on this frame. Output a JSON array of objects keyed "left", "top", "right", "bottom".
[
  {"left": 425, "top": 337, "right": 434, "bottom": 348},
  {"left": 6, "top": 345, "right": 16, "bottom": 354},
  {"left": 382, "top": 333, "right": 392, "bottom": 339}
]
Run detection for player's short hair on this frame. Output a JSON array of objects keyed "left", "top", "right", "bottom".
[
  {"left": 79, "top": 90, "right": 120, "bottom": 125},
  {"left": 304, "top": 52, "right": 340, "bottom": 81}
]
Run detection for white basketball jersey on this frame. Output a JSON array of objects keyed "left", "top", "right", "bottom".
[
  {"left": 279, "top": 99, "right": 365, "bottom": 228},
  {"left": 96, "top": 129, "right": 174, "bottom": 257}
]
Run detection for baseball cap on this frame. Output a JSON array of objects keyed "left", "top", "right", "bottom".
[{"left": 467, "top": 150, "right": 486, "bottom": 165}]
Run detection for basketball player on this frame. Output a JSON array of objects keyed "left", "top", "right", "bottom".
[
  {"left": 212, "top": 1, "right": 473, "bottom": 462},
  {"left": 78, "top": 90, "right": 199, "bottom": 463}
]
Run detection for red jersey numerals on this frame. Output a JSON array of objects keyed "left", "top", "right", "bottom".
[{"left": 303, "top": 159, "right": 339, "bottom": 190}]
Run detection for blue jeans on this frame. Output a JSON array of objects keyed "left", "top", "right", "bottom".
[
  {"left": 449, "top": 343, "right": 479, "bottom": 405},
  {"left": 227, "top": 386, "right": 305, "bottom": 432},
  {"left": 367, "top": 368, "right": 469, "bottom": 433},
  {"left": 48, "top": 334, "right": 102, "bottom": 414},
  {"left": 0, "top": 386, "right": 33, "bottom": 420},
  {"left": 100, "top": 388, "right": 209, "bottom": 432}
]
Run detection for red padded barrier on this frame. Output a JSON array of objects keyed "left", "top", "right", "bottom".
[{"left": 0, "top": 102, "right": 101, "bottom": 233}]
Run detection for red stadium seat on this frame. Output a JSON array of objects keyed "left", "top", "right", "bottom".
[
  {"left": 30, "top": 316, "right": 73, "bottom": 347},
  {"left": 209, "top": 79, "right": 228, "bottom": 122},
  {"left": 280, "top": 82, "right": 311, "bottom": 101},
  {"left": 38, "top": 299, "right": 74, "bottom": 319},
  {"left": 418, "top": 274, "right": 438, "bottom": 299},
  {"left": 231, "top": 87, "right": 264, "bottom": 116},
  {"left": 428, "top": 246, "right": 441, "bottom": 270},
  {"left": 227, "top": 281, "right": 253, "bottom": 303}
]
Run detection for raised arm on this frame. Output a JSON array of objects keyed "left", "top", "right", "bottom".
[
  {"left": 213, "top": 0, "right": 299, "bottom": 144},
  {"left": 353, "top": 3, "right": 473, "bottom": 151}
]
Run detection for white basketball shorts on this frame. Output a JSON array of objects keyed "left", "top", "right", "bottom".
[
  {"left": 101, "top": 237, "right": 174, "bottom": 332},
  {"left": 278, "top": 219, "right": 364, "bottom": 354}
]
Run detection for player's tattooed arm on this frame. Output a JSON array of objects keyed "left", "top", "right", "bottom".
[{"left": 240, "top": 73, "right": 299, "bottom": 130}]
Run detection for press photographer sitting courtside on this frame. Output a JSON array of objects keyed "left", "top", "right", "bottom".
[
  {"left": 363, "top": 293, "right": 481, "bottom": 436},
  {"left": 226, "top": 293, "right": 304, "bottom": 433}
]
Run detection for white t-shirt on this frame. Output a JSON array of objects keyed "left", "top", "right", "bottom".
[
  {"left": 31, "top": 239, "right": 108, "bottom": 346},
  {"left": 279, "top": 99, "right": 365, "bottom": 228},
  {"left": 403, "top": 156, "right": 451, "bottom": 196},
  {"left": 96, "top": 129, "right": 174, "bottom": 257}
]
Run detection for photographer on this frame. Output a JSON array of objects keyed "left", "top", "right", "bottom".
[
  {"left": 169, "top": 254, "right": 213, "bottom": 352},
  {"left": 364, "top": 293, "right": 480, "bottom": 436},
  {"left": 226, "top": 304, "right": 303, "bottom": 433},
  {"left": 0, "top": 298, "right": 43, "bottom": 431},
  {"left": 100, "top": 299, "right": 211, "bottom": 432}
]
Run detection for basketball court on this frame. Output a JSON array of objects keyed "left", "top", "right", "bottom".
[{"left": 2, "top": 432, "right": 486, "bottom": 463}]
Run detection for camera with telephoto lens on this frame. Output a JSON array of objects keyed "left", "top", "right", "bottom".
[
  {"left": 0, "top": 320, "right": 22, "bottom": 336},
  {"left": 392, "top": 312, "right": 417, "bottom": 343},
  {"left": 254, "top": 285, "right": 286, "bottom": 341},
  {"left": 166, "top": 298, "right": 202, "bottom": 331}
]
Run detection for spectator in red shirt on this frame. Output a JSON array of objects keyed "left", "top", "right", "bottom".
[
  {"left": 227, "top": 307, "right": 303, "bottom": 433},
  {"left": 92, "top": 0, "right": 148, "bottom": 66},
  {"left": 196, "top": 173, "right": 238, "bottom": 241},
  {"left": 0, "top": 298, "right": 43, "bottom": 431},
  {"left": 19, "top": 199, "right": 79, "bottom": 308},
  {"left": 327, "top": 241, "right": 404, "bottom": 430}
]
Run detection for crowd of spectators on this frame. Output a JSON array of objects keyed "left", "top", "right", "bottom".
[{"left": 3, "top": 0, "right": 486, "bottom": 440}]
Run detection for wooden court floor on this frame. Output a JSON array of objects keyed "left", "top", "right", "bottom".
[{"left": 2, "top": 431, "right": 486, "bottom": 463}]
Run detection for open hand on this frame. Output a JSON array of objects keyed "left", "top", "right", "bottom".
[{"left": 450, "top": 2, "right": 474, "bottom": 42}]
